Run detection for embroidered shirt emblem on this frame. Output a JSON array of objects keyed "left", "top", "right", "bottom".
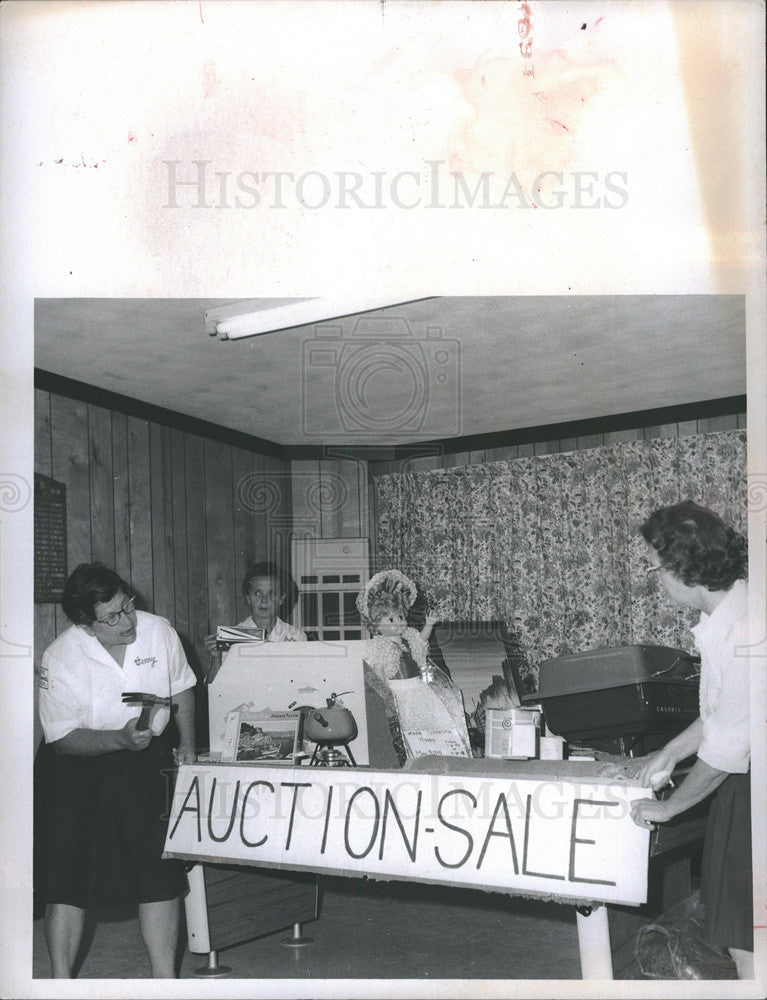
[{"left": 134, "top": 656, "right": 157, "bottom": 668}]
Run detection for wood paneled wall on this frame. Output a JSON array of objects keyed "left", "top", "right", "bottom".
[
  {"left": 34, "top": 389, "right": 291, "bottom": 747},
  {"left": 289, "top": 458, "right": 369, "bottom": 541}
]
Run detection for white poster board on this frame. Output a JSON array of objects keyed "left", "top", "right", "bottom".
[
  {"left": 208, "top": 640, "right": 370, "bottom": 764},
  {"left": 165, "top": 762, "right": 652, "bottom": 907}
]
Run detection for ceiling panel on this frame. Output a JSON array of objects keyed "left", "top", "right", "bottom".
[{"left": 34, "top": 296, "right": 745, "bottom": 446}]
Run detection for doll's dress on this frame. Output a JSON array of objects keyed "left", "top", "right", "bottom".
[
  {"left": 364, "top": 628, "right": 430, "bottom": 683},
  {"left": 362, "top": 630, "right": 469, "bottom": 762}
]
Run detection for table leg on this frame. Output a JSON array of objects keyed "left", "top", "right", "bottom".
[
  {"left": 281, "top": 921, "right": 314, "bottom": 947},
  {"left": 575, "top": 904, "right": 614, "bottom": 980},
  {"left": 194, "top": 950, "right": 232, "bottom": 977}
]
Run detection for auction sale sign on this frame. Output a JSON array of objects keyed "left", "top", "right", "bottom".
[{"left": 164, "top": 763, "right": 652, "bottom": 906}]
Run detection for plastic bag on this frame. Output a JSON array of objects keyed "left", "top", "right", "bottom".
[{"left": 636, "top": 892, "right": 737, "bottom": 980}]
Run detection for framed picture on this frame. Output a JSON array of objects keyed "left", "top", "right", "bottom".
[{"left": 221, "top": 711, "right": 301, "bottom": 763}]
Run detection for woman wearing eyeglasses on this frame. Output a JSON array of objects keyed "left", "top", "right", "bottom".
[
  {"left": 629, "top": 502, "right": 752, "bottom": 979},
  {"left": 35, "top": 562, "right": 196, "bottom": 978}
]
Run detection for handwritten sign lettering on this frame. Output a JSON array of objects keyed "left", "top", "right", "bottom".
[{"left": 165, "top": 764, "right": 651, "bottom": 906}]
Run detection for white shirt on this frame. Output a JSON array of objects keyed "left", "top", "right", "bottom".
[
  {"left": 238, "top": 615, "right": 307, "bottom": 642},
  {"left": 690, "top": 579, "right": 750, "bottom": 773},
  {"left": 38, "top": 610, "right": 197, "bottom": 743}
]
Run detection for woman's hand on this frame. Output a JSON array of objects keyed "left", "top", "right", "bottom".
[
  {"left": 630, "top": 795, "right": 673, "bottom": 829},
  {"left": 175, "top": 743, "right": 196, "bottom": 765},
  {"left": 203, "top": 632, "right": 221, "bottom": 659},
  {"left": 118, "top": 718, "right": 153, "bottom": 752},
  {"left": 633, "top": 748, "right": 678, "bottom": 789}
]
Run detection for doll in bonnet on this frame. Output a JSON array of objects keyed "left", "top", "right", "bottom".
[
  {"left": 356, "top": 569, "right": 439, "bottom": 684},
  {"left": 357, "top": 570, "right": 470, "bottom": 763}
]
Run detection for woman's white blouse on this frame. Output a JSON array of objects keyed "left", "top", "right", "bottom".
[
  {"left": 691, "top": 579, "right": 750, "bottom": 773},
  {"left": 38, "top": 611, "right": 197, "bottom": 743},
  {"left": 237, "top": 616, "right": 307, "bottom": 642}
]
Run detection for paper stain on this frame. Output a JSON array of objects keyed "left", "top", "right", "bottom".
[
  {"left": 125, "top": 12, "right": 621, "bottom": 267},
  {"left": 668, "top": 3, "right": 751, "bottom": 292},
  {"left": 38, "top": 155, "right": 103, "bottom": 168},
  {"left": 201, "top": 60, "right": 220, "bottom": 99},
  {"left": 130, "top": 72, "right": 310, "bottom": 257},
  {"left": 447, "top": 45, "right": 618, "bottom": 181}
]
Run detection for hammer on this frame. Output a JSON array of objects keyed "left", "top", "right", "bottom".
[{"left": 121, "top": 691, "right": 174, "bottom": 731}]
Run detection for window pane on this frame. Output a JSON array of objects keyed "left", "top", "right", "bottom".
[
  {"left": 322, "top": 592, "right": 340, "bottom": 627},
  {"left": 343, "top": 592, "right": 361, "bottom": 626},
  {"left": 302, "top": 592, "right": 318, "bottom": 628}
]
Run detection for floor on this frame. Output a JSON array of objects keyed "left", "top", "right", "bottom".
[{"left": 33, "top": 875, "right": 636, "bottom": 982}]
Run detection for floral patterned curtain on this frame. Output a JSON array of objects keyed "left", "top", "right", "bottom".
[{"left": 374, "top": 431, "right": 747, "bottom": 686}]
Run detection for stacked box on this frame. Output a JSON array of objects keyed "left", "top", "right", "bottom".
[{"left": 485, "top": 708, "right": 540, "bottom": 759}]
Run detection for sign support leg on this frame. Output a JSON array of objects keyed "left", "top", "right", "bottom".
[
  {"left": 575, "top": 904, "right": 613, "bottom": 980},
  {"left": 194, "top": 950, "right": 232, "bottom": 977},
  {"left": 281, "top": 922, "right": 313, "bottom": 947}
]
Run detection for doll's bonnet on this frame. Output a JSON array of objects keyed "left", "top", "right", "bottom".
[{"left": 356, "top": 569, "right": 417, "bottom": 627}]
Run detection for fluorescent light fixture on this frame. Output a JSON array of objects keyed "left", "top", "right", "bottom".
[{"left": 205, "top": 296, "right": 434, "bottom": 340}]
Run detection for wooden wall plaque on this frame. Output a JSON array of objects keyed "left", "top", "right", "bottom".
[{"left": 34, "top": 473, "right": 67, "bottom": 603}]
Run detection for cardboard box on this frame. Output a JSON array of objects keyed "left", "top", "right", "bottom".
[
  {"left": 539, "top": 735, "right": 566, "bottom": 760},
  {"left": 485, "top": 710, "right": 539, "bottom": 758}
]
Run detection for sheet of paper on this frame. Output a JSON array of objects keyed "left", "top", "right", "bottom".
[{"left": 1, "top": 2, "right": 764, "bottom": 997}]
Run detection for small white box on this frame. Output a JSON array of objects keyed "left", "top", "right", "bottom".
[
  {"left": 507, "top": 707, "right": 542, "bottom": 727},
  {"left": 485, "top": 710, "right": 539, "bottom": 758},
  {"left": 507, "top": 723, "right": 538, "bottom": 758},
  {"left": 539, "top": 735, "right": 566, "bottom": 760}
]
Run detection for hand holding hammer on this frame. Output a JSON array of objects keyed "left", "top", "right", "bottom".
[{"left": 121, "top": 691, "right": 174, "bottom": 731}]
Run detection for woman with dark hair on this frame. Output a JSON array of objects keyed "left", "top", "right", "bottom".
[
  {"left": 36, "top": 563, "right": 196, "bottom": 978},
  {"left": 203, "top": 560, "right": 306, "bottom": 660},
  {"left": 629, "top": 502, "right": 752, "bottom": 979}
]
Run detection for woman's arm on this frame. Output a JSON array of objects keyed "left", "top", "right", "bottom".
[
  {"left": 635, "top": 716, "right": 704, "bottom": 786},
  {"left": 50, "top": 719, "right": 152, "bottom": 756},
  {"left": 631, "top": 758, "right": 728, "bottom": 828},
  {"left": 174, "top": 686, "right": 197, "bottom": 763}
]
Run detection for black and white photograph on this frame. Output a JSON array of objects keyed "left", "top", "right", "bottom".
[
  {"left": 1, "top": 2, "right": 764, "bottom": 998},
  {"left": 230, "top": 715, "right": 300, "bottom": 763}
]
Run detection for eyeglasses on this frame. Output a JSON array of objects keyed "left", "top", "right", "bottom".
[{"left": 94, "top": 596, "right": 136, "bottom": 627}]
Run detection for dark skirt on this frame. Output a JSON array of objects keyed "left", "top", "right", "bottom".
[
  {"left": 34, "top": 728, "right": 188, "bottom": 910},
  {"left": 700, "top": 771, "right": 753, "bottom": 952}
]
